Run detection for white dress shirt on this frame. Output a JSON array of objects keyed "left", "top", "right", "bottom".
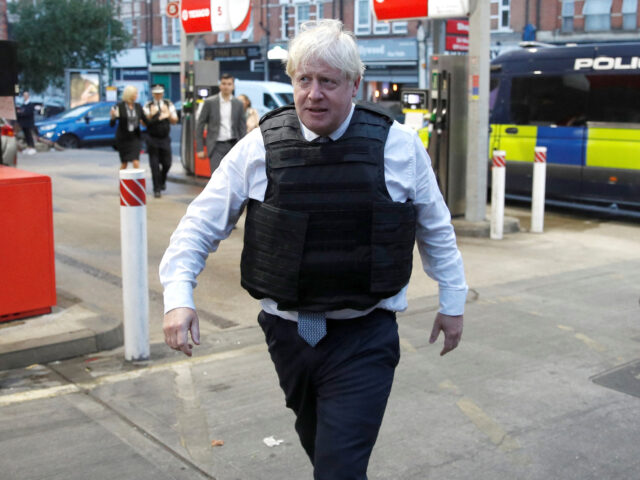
[
  {"left": 160, "top": 104, "right": 468, "bottom": 321},
  {"left": 217, "top": 95, "right": 233, "bottom": 141}
]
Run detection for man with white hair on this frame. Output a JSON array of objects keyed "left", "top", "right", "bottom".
[{"left": 160, "top": 20, "right": 467, "bottom": 479}]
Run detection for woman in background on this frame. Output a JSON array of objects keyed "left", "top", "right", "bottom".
[
  {"left": 238, "top": 94, "right": 259, "bottom": 133},
  {"left": 110, "top": 85, "right": 146, "bottom": 169}
]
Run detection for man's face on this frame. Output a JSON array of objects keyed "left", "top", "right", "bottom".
[
  {"left": 23, "top": 92, "right": 29, "bottom": 101},
  {"left": 152, "top": 92, "right": 164, "bottom": 102},
  {"left": 219, "top": 78, "right": 234, "bottom": 97},
  {"left": 293, "top": 60, "right": 360, "bottom": 137}
]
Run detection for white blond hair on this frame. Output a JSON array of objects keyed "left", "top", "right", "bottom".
[
  {"left": 122, "top": 85, "right": 138, "bottom": 103},
  {"left": 285, "top": 20, "right": 365, "bottom": 82}
]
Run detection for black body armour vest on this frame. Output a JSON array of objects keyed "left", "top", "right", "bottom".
[
  {"left": 240, "top": 104, "right": 416, "bottom": 312},
  {"left": 145, "top": 100, "right": 171, "bottom": 138}
]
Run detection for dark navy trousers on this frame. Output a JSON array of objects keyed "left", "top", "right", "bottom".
[{"left": 258, "top": 308, "right": 400, "bottom": 480}]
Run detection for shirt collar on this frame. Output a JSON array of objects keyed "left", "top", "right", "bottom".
[{"left": 300, "top": 103, "right": 355, "bottom": 142}]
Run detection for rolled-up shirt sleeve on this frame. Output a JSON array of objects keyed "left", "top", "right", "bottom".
[
  {"left": 159, "top": 128, "right": 266, "bottom": 313},
  {"left": 412, "top": 134, "right": 468, "bottom": 315}
]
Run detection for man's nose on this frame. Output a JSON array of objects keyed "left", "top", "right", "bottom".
[{"left": 308, "top": 79, "right": 323, "bottom": 100}]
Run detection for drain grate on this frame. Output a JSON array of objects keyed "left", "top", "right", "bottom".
[{"left": 592, "top": 359, "right": 640, "bottom": 399}]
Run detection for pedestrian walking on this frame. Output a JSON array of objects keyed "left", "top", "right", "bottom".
[
  {"left": 110, "top": 85, "right": 147, "bottom": 170},
  {"left": 16, "top": 91, "right": 37, "bottom": 155},
  {"left": 195, "top": 73, "right": 246, "bottom": 175},
  {"left": 160, "top": 19, "right": 467, "bottom": 480},
  {"left": 143, "top": 84, "right": 178, "bottom": 198},
  {"left": 238, "top": 94, "right": 260, "bottom": 133}
]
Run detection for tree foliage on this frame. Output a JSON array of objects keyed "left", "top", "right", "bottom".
[{"left": 10, "top": 0, "right": 130, "bottom": 92}]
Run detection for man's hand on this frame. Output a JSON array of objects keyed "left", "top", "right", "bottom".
[
  {"left": 197, "top": 151, "right": 207, "bottom": 159},
  {"left": 163, "top": 307, "right": 201, "bottom": 357},
  {"left": 429, "top": 312, "right": 463, "bottom": 356}
]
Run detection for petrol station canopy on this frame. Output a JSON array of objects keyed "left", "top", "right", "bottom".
[
  {"left": 180, "top": 0, "right": 251, "bottom": 35},
  {"left": 372, "top": 0, "right": 469, "bottom": 21}
]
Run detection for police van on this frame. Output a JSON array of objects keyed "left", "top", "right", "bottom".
[{"left": 489, "top": 43, "right": 640, "bottom": 213}]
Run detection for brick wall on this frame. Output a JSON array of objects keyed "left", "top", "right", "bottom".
[{"left": 0, "top": 0, "right": 8, "bottom": 41}]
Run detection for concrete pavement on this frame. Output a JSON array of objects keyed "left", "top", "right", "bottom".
[{"left": 1, "top": 147, "right": 639, "bottom": 480}]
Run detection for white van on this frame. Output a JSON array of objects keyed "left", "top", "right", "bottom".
[{"left": 234, "top": 80, "right": 294, "bottom": 117}]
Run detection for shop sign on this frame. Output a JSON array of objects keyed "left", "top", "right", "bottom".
[
  {"left": 151, "top": 48, "right": 182, "bottom": 64},
  {"left": 204, "top": 45, "right": 262, "bottom": 61},
  {"left": 445, "top": 35, "right": 469, "bottom": 52},
  {"left": 446, "top": 19, "right": 469, "bottom": 35},
  {"left": 358, "top": 38, "right": 417, "bottom": 63},
  {"left": 122, "top": 69, "right": 150, "bottom": 81}
]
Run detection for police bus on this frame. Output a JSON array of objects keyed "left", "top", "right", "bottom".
[{"left": 489, "top": 42, "right": 640, "bottom": 214}]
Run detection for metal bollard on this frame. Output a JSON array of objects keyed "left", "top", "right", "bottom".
[
  {"left": 531, "top": 146, "right": 547, "bottom": 233},
  {"left": 119, "top": 169, "right": 150, "bottom": 361},
  {"left": 490, "top": 150, "right": 506, "bottom": 240}
]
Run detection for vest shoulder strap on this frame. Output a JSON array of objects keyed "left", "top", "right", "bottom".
[{"left": 353, "top": 102, "right": 394, "bottom": 125}]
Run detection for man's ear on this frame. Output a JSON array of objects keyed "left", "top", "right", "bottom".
[{"left": 352, "top": 76, "right": 361, "bottom": 97}]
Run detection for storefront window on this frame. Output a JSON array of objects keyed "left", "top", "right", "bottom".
[
  {"left": 491, "top": 0, "right": 511, "bottom": 32},
  {"left": 622, "top": 0, "right": 637, "bottom": 31},
  {"left": 583, "top": 0, "right": 612, "bottom": 32},
  {"left": 392, "top": 22, "right": 408, "bottom": 34},
  {"left": 172, "top": 18, "right": 180, "bottom": 45},
  {"left": 561, "top": 0, "right": 574, "bottom": 33},
  {"left": 355, "top": 0, "right": 371, "bottom": 35},
  {"left": 296, "top": 4, "right": 310, "bottom": 35},
  {"left": 374, "top": 21, "right": 390, "bottom": 35},
  {"left": 281, "top": 6, "right": 290, "bottom": 40}
]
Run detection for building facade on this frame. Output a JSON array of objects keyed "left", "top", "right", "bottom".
[
  {"left": 0, "top": 0, "right": 8, "bottom": 40},
  {"left": 6, "top": 1, "right": 636, "bottom": 100},
  {"left": 111, "top": 0, "right": 422, "bottom": 104},
  {"left": 491, "top": 0, "right": 640, "bottom": 58}
]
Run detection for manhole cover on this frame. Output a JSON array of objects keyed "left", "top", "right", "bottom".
[{"left": 592, "top": 359, "right": 640, "bottom": 398}]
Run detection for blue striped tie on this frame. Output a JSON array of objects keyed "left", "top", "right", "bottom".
[{"left": 297, "top": 311, "right": 327, "bottom": 347}]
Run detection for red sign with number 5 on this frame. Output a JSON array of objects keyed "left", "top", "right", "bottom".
[
  {"left": 166, "top": 1, "right": 179, "bottom": 18},
  {"left": 181, "top": 0, "right": 251, "bottom": 34}
]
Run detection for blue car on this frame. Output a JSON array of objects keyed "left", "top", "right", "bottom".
[{"left": 36, "top": 101, "right": 117, "bottom": 148}]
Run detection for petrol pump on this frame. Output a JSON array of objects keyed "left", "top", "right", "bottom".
[
  {"left": 180, "top": 60, "right": 220, "bottom": 177},
  {"left": 427, "top": 55, "right": 468, "bottom": 216},
  {"left": 400, "top": 89, "right": 430, "bottom": 149}
]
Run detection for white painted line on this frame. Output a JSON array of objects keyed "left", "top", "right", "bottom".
[
  {"left": 0, "top": 384, "right": 80, "bottom": 407},
  {"left": 0, "top": 344, "right": 266, "bottom": 407}
]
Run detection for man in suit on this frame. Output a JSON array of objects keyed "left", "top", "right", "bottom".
[
  {"left": 196, "top": 73, "right": 246, "bottom": 175},
  {"left": 162, "top": 20, "right": 466, "bottom": 480}
]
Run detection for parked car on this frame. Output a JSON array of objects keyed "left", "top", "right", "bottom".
[
  {"left": 1, "top": 118, "right": 18, "bottom": 166},
  {"left": 36, "top": 101, "right": 65, "bottom": 119},
  {"left": 15, "top": 95, "right": 66, "bottom": 121},
  {"left": 234, "top": 80, "right": 294, "bottom": 117},
  {"left": 36, "top": 101, "right": 117, "bottom": 148}
]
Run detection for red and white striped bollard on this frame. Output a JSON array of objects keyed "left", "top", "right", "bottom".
[
  {"left": 531, "top": 146, "right": 547, "bottom": 233},
  {"left": 119, "top": 169, "right": 150, "bottom": 361},
  {"left": 490, "top": 150, "right": 506, "bottom": 240}
]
